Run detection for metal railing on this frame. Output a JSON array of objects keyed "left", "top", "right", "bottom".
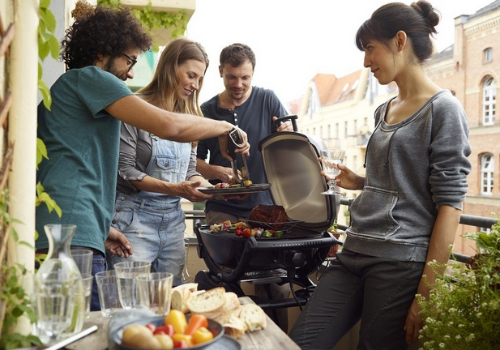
[{"left": 184, "top": 198, "right": 498, "bottom": 263}]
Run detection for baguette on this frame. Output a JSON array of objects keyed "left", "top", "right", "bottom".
[
  {"left": 223, "top": 314, "right": 247, "bottom": 339},
  {"left": 170, "top": 283, "right": 198, "bottom": 313},
  {"left": 186, "top": 287, "right": 226, "bottom": 314},
  {"left": 239, "top": 304, "right": 267, "bottom": 332},
  {"left": 203, "top": 292, "right": 241, "bottom": 323}
]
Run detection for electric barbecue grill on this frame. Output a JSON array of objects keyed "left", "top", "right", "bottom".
[{"left": 194, "top": 119, "right": 341, "bottom": 309}]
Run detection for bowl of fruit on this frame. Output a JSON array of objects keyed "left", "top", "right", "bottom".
[{"left": 113, "top": 311, "right": 224, "bottom": 349}]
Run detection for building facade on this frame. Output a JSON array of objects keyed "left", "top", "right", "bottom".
[{"left": 296, "top": 1, "right": 500, "bottom": 255}]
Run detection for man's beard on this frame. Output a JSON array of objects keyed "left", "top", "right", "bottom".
[{"left": 104, "top": 58, "right": 127, "bottom": 81}]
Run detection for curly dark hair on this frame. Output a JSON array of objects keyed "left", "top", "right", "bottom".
[{"left": 61, "top": 3, "right": 152, "bottom": 69}]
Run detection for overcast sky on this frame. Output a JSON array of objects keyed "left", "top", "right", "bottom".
[{"left": 185, "top": 0, "right": 495, "bottom": 107}]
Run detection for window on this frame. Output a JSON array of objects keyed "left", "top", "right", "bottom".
[
  {"left": 344, "top": 121, "right": 348, "bottom": 138},
  {"left": 483, "top": 77, "right": 496, "bottom": 125},
  {"left": 353, "top": 119, "right": 358, "bottom": 134},
  {"left": 353, "top": 155, "right": 358, "bottom": 172},
  {"left": 481, "top": 154, "right": 494, "bottom": 195},
  {"left": 327, "top": 125, "right": 331, "bottom": 139},
  {"left": 483, "top": 48, "right": 493, "bottom": 63},
  {"left": 335, "top": 123, "right": 340, "bottom": 139}
]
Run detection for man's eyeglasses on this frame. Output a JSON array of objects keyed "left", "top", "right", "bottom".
[{"left": 121, "top": 53, "right": 137, "bottom": 71}]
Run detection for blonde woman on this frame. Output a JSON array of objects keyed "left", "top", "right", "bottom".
[{"left": 109, "top": 38, "right": 213, "bottom": 286}]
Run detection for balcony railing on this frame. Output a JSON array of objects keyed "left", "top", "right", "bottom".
[{"left": 184, "top": 197, "right": 499, "bottom": 262}]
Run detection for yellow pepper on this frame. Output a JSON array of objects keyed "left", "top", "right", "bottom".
[
  {"left": 164, "top": 310, "right": 187, "bottom": 334},
  {"left": 171, "top": 333, "right": 192, "bottom": 346},
  {"left": 192, "top": 327, "right": 214, "bottom": 345}
]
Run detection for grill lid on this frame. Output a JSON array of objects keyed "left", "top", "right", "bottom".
[{"left": 258, "top": 131, "right": 339, "bottom": 232}]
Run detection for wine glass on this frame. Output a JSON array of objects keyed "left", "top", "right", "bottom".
[
  {"left": 35, "top": 277, "right": 77, "bottom": 343},
  {"left": 320, "top": 149, "right": 345, "bottom": 195}
]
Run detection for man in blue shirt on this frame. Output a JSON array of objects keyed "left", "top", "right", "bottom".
[{"left": 196, "top": 43, "right": 292, "bottom": 330}]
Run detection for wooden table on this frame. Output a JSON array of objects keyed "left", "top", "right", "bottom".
[{"left": 65, "top": 297, "right": 300, "bottom": 350}]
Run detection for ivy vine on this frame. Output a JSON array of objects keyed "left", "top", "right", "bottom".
[{"left": 98, "top": 0, "right": 188, "bottom": 50}]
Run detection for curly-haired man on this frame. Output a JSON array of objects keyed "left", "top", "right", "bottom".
[{"left": 36, "top": 2, "right": 249, "bottom": 311}]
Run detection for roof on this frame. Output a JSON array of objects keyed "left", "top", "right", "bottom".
[
  {"left": 466, "top": 0, "right": 500, "bottom": 21},
  {"left": 311, "top": 70, "right": 364, "bottom": 107}
]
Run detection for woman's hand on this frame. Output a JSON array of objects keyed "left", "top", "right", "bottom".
[
  {"left": 328, "top": 163, "right": 365, "bottom": 191},
  {"left": 404, "top": 298, "right": 423, "bottom": 344},
  {"left": 174, "top": 180, "right": 213, "bottom": 202}
]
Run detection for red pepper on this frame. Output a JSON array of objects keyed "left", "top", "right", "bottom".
[
  {"left": 185, "top": 314, "right": 208, "bottom": 335},
  {"left": 153, "top": 324, "right": 174, "bottom": 337}
]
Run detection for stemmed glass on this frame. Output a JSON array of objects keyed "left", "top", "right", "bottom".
[
  {"left": 320, "top": 149, "right": 345, "bottom": 196},
  {"left": 35, "top": 276, "right": 78, "bottom": 343}
]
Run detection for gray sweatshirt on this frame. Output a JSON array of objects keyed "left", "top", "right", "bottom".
[{"left": 344, "top": 90, "right": 471, "bottom": 262}]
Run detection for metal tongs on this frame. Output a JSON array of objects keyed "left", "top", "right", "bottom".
[{"left": 228, "top": 127, "right": 251, "bottom": 185}]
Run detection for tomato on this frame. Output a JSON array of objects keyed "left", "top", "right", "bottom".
[
  {"left": 145, "top": 323, "right": 156, "bottom": 332},
  {"left": 185, "top": 314, "right": 208, "bottom": 335},
  {"left": 173, "top": 340, "right": 189, "bottom": 349},
  {"left": 164, "top": 310, "right": 187, "bottom": 334},
  {"left": 242, "top": 228, "right": 251, "bottom": 238},
  {"left": 153, "top": 324, "right": 174, "bottom": 337},
  {"left": 172, "top": 333, "right": 192, "bottom": 346},
  {"left": 235, "top": 227, "right": 243, "bottom": 236},
  {"left": 192, "top": 327, "right": 214, "bottom": 345}
]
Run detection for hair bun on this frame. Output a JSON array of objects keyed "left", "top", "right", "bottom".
[{"left": 412, "top": 0, "right": 440, "bottom": 33}]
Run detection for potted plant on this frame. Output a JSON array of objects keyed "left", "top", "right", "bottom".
[{"left": 417, "top": 219, "right": 500, "bottom": 350}]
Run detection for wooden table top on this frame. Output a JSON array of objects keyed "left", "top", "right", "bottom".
[{"left": 65, "top": 296, "right": 300, "bottom": 350}]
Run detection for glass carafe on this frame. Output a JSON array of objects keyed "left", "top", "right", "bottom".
[{"left": 35, "top": 224, "right": 85, "bottom": 339}]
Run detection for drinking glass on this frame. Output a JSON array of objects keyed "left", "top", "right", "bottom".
[
  {"left": 114, "top": 261, "right": 151, "bottom": 309},
  {"left": 95, "top": 270, "right": 122, "bottom": 317},
  {"left": 35, "top": 276, "right": 78, "bottom": 343},
  {"left": 136, "top": 272, "right": 173, "bottom": 315},
  {"left": 320, "top": 149, "right": 345, "bottom": 195}
]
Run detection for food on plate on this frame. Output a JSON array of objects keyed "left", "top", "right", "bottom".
[
  {"left": 122, "top": 324, "right": 154, "bottom": 346},
  {"left": 164, "top": 309, "right": 188, "bottom": 334},
  {"left": 209, "top": 220, "right": 284, "bottom": 238},
  {"left": 239, "top": 303, "right": 267, "bottom": 332},
  {"left": 248, "top": 204, "right": 288, "bottom": 229},
  {"left": 121, "top": 310, "right": 216, "bottom": 349},
  {"left": 186, "top": 287, "right": 226, "bottom": 314},
  {"left": 171, "top": 283, "right": 199, "bottom": 314}
]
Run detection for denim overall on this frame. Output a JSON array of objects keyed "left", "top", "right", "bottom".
[{"left": 110, "top": 135, "right": 191, "bottom": 287}]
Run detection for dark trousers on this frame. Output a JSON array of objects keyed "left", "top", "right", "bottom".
[{"left": 289, "top": 250, "right": 424, "bottom": 350}]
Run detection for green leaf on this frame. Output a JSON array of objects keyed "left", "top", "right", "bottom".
[
  {"left": 48, "top": 35, "right": 59, "bottom": 59},
  {"left": 40, "top": 7, "right": 57, "bottom": 33},
  {"left": 40, "top": 0, "right": 51, "bottom": 9},
  {"left": 38, "top": 79, "right": 52, "bottom": 110},
  {"left": 38, "top": 41, "right": 50, "bottom": 61}
]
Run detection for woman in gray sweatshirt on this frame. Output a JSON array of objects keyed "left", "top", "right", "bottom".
[{"left": 289, "top": 2, "right": 471, "bottom": 349}]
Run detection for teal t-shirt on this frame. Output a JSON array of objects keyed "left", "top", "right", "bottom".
[{"left": 36, "top": 66, "right": 133, "bottom": 254}]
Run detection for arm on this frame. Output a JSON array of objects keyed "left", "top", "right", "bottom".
[
  {"left": 105, "top": 95, "right": 250, "bottom": 158},
  {"left": 196, "top": 158, "right": 233, "bottom": 183},
  {"left": 404, "top": 205, "right": 461, "bottom": 343}
]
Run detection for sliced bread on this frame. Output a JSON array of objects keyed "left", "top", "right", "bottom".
[
  {"left": 186, "top": 287, "right": 226, "bottom": 314},
  {"left": 223, "top": 313, "right": 247, "bottom": 339},
  {"left": 170, "top": 283, "right": 199, "bottom": 313},
  {"left": 203, "top": 292, "right": 241, "bottom": 323},
  {"left": 239, "top": 303, "right": 267, "bottom": 332}
]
